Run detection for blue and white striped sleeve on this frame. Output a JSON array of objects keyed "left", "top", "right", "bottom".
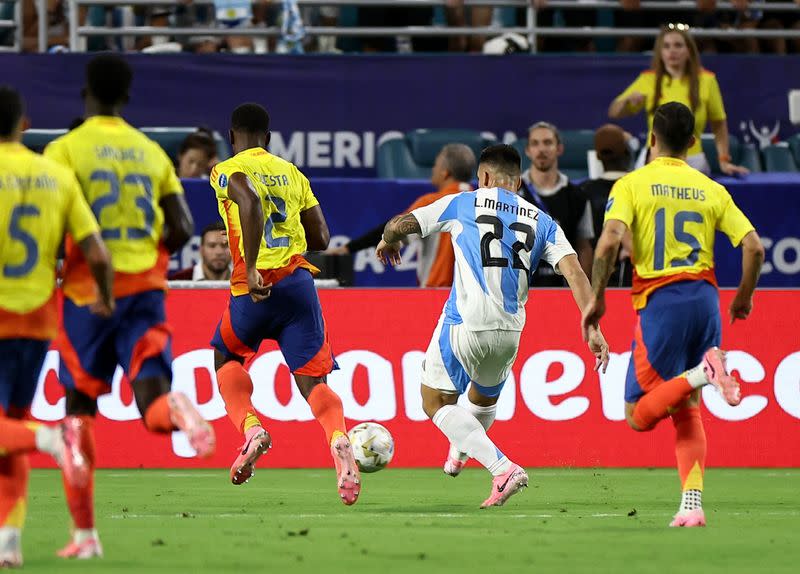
[{"left": 411, "top": 194, "right": 461, "bottom": 238}]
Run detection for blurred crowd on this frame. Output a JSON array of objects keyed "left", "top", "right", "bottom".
[{"left": 7, "top": 0, "right": 800, "bottom": 54}]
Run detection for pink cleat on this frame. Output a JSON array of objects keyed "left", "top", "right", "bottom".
[
  {"left": 331, "top": 434, "right": 361, "bottom": 506},
  {"left": 230, "top": 426, "right": 271, "bottom": 485},
  {"left": 669, "top": 508, "right": 706, "bottom": 528},
  {"left": 443, "top": 456, "right": 467, "bottom": 477},
  {"left": 168, "top": 392, "right": 216, "bottom": 458},
  {"left": 57, "top": 418, "right": 90, "bottom": 489},
  {"left": 702, "top": 348, "right": 741, "bottom": 406},
  {"left": 57, "top": 537, "right": 103, "bottom": 559},
  {"left": 480, "top": 463, "right": 528, "bottom": 509}
]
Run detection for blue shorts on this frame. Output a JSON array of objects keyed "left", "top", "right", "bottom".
[
  {"left": 0, "top": 339, "right": 50, "bottom": 413},
  {"left": 211, "top": 269, "right": 337, "bottom": 376},
  {"left": 58, "top": 290, "right": 173, "bottom": 399},
  {"left": 625, "top": 280, "right": 721, "bottom": 403}
]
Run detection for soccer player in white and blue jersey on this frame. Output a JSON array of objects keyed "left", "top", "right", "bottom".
[{"left": 377, "top": 145, "right": 609, "bottom": 508}]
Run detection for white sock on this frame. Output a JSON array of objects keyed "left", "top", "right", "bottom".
[
  {"left": 74, "top": 529, "right": 99, "bottom": 544},
  {"left": 0, "top": 527, "right": 21, "bottom": 552},
  {"left": 432, "top": 405, "right": 510, "bottom": 476},
  {"left": 679, "top": 489, "right": 703, "bottom": 512},
  {"left": 34, "top": 425, "right": 59, "bottom": 457},
  {"left": 685, "top": 364, "right": 708, "bottom": 389},
  {"left": 448, "top": 399, "right": 497, "bottom": 463}
]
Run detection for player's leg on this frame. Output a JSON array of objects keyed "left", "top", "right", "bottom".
[
  {"left": 624, "top": 294, "right": 739, "bottom": 433},
  {"left": 210, "top": 292, "right": 273, "bottom": 485},
  {"left": 116, "top": 291, "right": 214, "bottom": 457},
  {"left": 444, "top": 329, "right": 519, "bottom": 477},
  {"left": 277, "top": 270, "right": 358, "bottom": 505},
  {"left": 669, "top": 283, "right": 722, "bottom": 527},
  {"left": 422, "top": 324, "right": 527, "bottom": 507},
  {"left": 444, "top": 385, "right": 500, "bottom": 476},
  {"left": 55, "top": 298, "right": 119, "bottom": 559}
]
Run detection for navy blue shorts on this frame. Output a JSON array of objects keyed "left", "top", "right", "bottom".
[
  {"left": 625, "top": 280, "right": 721, "bottom": 403},
  {"left": 211, "top": 269, "right": 336, "bottom": 376},
  {"left": 0, "top": 339, "right": 50, "bottom": 412},
  {"left": 58, "top": 290, "right": 173, "bottom": 399}
]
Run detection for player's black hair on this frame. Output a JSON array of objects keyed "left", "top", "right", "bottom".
[
  {"left": 86, "top": 54, "right": 132, "bottom": 107},
  {"left": 0, "top": 86, "right": 24, "bottom": 137},
  {"left": 231, "top": 103, "right": 270, "bottom": 134},
  {"left": 201, "top": 220, "right": 227, "bottom": 242},
  {"left": 479, "top": 144, "right": 522, "bottom": 176},
  {"left": 652, "top": 102, "right": 696, "bottom": 155}
]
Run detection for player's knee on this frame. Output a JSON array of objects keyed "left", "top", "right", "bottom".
[
  {"left": 65, "top": 388, "right": 98, "bottom": 417},
  {"left": 625, "top": 410, "right": 647, "bottom": 432},
  {"left": 214, "top": 349, "right": 243, "bottom": 371},
  {"left": 294, "top": 375, "right": 324, "bottom": 400},
  {"left": 132, "top": 376, "right": 170, "bottom": 417}
]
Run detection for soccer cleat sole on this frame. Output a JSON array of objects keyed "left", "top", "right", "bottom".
[{"left": 231, "top": 431, "right": 271, "bottom": 485}]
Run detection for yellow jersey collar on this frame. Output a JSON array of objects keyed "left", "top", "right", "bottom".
[
  {"left": 651, "top": 156, "right": 688, "bottom": 168},
  {"left": 236, "top": 147, "right": 269, "bottom": 158},
  {"left": 0, "top": 141, "right": 27, "bottom": 153},
  {"left": 84, "top": 115, "right": 128, "bottom": 127}
]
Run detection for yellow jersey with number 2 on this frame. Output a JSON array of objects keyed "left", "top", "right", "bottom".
[
  {"left": 605, "top": 157, "right": 754, "bottom": 310},
  {"left": 45, "top": 116, "right": 184, "bottom": 304},
  {"left": 210, "top": 147, "right": 319, "bottom": 296}
]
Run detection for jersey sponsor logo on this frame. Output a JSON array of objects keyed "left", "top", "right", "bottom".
[{"left": 218, "top": 173, "right": 228, "bottom": 188}]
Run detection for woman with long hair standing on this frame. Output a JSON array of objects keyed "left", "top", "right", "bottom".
[{"left": 609, "top": 24, "right": 748, "bottom": 175}]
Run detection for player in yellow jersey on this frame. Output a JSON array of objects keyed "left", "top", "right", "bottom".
[
  {"left": 0, "top": 87, "right": 113, "bottom": 568},
  {"left": 583, "top": 102, "right": 765, "bottom": 528},
  {"left": 44, "top": 54, "right": 215, "bottom": 558},
  {"left": 209, "top": 103, "right": 361, "bottom": 504}
]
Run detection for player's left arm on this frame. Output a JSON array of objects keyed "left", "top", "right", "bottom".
[
  {"left": 161, "top": 194, "right": 194, "bottom": 254},
  {"left": 300, "top": 205, "right": 330, "bottom": 251}
]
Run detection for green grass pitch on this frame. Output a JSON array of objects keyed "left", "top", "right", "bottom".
[{"left": 20, "top": 468, "right": 799, "bottom": 573}]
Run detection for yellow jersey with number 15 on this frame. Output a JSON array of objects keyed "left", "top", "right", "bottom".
[
  {"left": 0, "top": 143, "right": 99, "bottom": 340},
  {"left": 605, "top": 157, "right": 754, "bottom": 310},
  {"left": 210, "top": 147, "right": 319, "bottom": 296},
  {"left": 45, "top": 116, "right": 184, "bottom": 305}
]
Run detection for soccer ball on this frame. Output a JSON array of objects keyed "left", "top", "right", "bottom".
[{"left": 348, "top": 422, "right": 394, "bottom": 473}]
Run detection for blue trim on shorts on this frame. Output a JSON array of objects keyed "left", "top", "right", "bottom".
[{"left": 438, "top": 323, "right": 471, "bottom": 394}]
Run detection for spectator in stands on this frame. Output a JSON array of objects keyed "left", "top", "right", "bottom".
[
  {"left": 616, "top": 1, "right": 721, "bottom": 53},
  {"left": 520, "top": 121, "right": 594, "bottom": 280},
  {"left": 608, "top": 25, "right": 749, "bottom": 175},
  {"left": 445, "top": 0, "right": 494, "bottom": 52},
  {"left": 326, "top": 143, "right": 476, "bottom": 287},
  {"left": 579, "top": 124, "right": 633, "bottom": 285},
  {"left": 170, "top": 221, "right": 232, "bottom": 281},
  {"left": 730, "top": 0, "right": 800, "bottom": 54},
  {"left": 176, "top": 131, "right": 216, "bottom": 179}
]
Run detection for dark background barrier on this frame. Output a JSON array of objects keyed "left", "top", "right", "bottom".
[
  {"left": 2, "top": 54, "right": 797, "bottom": 177},
  {"left": 176, "top": 175, "right": 800, "bottom": 287}
]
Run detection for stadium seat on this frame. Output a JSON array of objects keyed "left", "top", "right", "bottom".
[
  {"left": 762, "top": 143, "right": 799, "bottom": 172},
  {"left": 140, "top": 127, "right": 231, "bottom": 163},
  {"left": 22, "top": 127, "right": 231, "bottom": 163},
  {"left": 739, "top": 143, "right": 763, "bottom": 173},
  {"left": 700, "top": 133, "right": 742, "bottom": 174},
  {"left": 788, "top": 133, "right": 800, "bottom": 167},
  {"left": 376, "top": 129, "right": 497, "bottom": 179}
]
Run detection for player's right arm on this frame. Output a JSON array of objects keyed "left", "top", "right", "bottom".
[
  {"left": 227, "top": 172, "right": 272, "bottom": 302},
  {"left": 64, "top": 176, "right": 114, "bottom": 317},
  {"left": 161, "top": 194, "right": 194, "bottom": 254}
]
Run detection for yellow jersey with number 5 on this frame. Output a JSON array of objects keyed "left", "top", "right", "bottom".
[
  {"left": 210, "top": 147, "right": 319, "bottom": 296},
  {"left": 604, "top": 157, "right": 754, "bottom": 310},
  {"left": 0, "top": 143, "right": 99, "bottom": 339},
  {"left": 45, "top": 116, "right": 184, "bottom": 304}
]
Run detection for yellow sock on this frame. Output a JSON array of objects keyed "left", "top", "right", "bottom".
[
  {"left": 330, "top": 430, "right": 346, "bottom": 446},
  {"left": 243, "top": 413, "right": 262, "bottom": 433}
]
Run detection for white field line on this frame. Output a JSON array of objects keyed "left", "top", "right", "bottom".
[{"left": 108, "top": 510, "right": 800, "bottom": 520}]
